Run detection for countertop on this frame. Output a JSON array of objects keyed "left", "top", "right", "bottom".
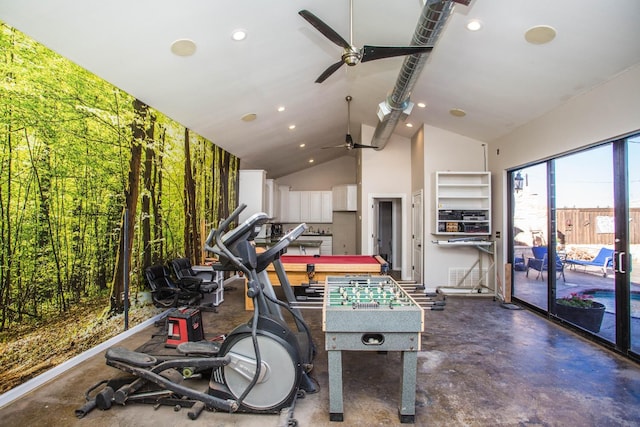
[{"left": 254, "top": 237, "right": 322, "bottom": 247}]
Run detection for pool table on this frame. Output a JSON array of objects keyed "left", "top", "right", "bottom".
[{"left": 245, "top": 254, "right": 389, "bottom": 310}]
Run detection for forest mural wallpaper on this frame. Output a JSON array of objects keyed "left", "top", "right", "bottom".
[{"left": 0, "top": 22, "right": 239, "bottom": 390}]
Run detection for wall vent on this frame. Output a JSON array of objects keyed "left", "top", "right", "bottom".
[{"left": 448, "top": 268, "right": 488, "bottom": 287}]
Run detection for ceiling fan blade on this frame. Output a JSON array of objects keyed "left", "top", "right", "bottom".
[
  {"left": 299, "top": 10, "right": 351, "bottom": 49},
  {"left": 315, "top": 60, "right": 345, "bottom": 83},
  {"left": 361, "top": 45, "right": 433, "bottom": 63},
  {"left": 352, "top": 143, "right": 377, "bottom": 149},
  {"left": 322, "top": 144, "right": 348, "bottom": 149}
]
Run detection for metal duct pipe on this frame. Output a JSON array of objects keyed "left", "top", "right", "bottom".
[{"left": 370, "top": 0, "right": 459, "bottom": 149}]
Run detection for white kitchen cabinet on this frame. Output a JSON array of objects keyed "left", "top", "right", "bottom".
[
  {"left": 321, "top": 191, "right": 333, "bottom": 222},
  {"left": 288, "top": 190, "right": 301, "bottom": 223},
  {"left": 278, "top": 185, "right": 290, "bottom": 222},
  {"left": 332, "top": 184, "right": 357, "bottom": 211},
  {"left": 281, "top": 190, "right": 333, "bottom": 223},
  {"left": 238, "top": 170, "right": 267, "bottom": 224},
  {"left": 296, "top": 235, "right": 332, "bottom": 255}
]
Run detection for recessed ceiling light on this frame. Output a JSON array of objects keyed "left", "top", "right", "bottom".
[
  {"left": 288, "top": 124, "right": 296, "bottom": 130},
  {"left": 524, "top": 25, "right": 556, "bottom": 45},
  {"left": 417, "top": 102, "right": 426, "bottom": 108},
  {"left": 466, "top": 19, "right": 483, "bottom": 31},
  {"left": 231, "top": 29, "right": 247, "bottom": 41},
  {"left": 277, "top": 106, "right": 285, "bottom": 112},
  {"left": 240, "top": 113, "right": 257, "bottom": 122},
  {"left": 406, "top": 123, "right": 413, "bottom": 128},
  {"left": 308, "top": 159, "right": 314, "bottom": 163},
  {"left": 299, "top": 143, "right": 306, "bottom": 148},
  {"left": 170, "top": 39, "right": 197, "bottom": 57},
  {"left": 449, "top": 108, "right": 467, "bottom": 117}
]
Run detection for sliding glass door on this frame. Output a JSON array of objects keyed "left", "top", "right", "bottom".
[
  {"left": 509, "top": 133, "right": 639, "bottom": 360},
  {"left": 512, "top": 163, "right": 549, "bottom": 311},
  {"left": 629, "top": 136, "right": 639, "bottom": 355},
  {"left": 554, "top": 145, "right": 616, "bottom": 343}
]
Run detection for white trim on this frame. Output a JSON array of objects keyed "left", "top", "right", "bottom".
[
  {"left": 368, "top": 193, "right": 409, "bottom": 279},
  {"left": 0, "top": 309, "right": 171, "bottom": 409}
]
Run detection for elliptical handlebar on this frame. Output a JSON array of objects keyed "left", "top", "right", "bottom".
[
  {"left": 208, "top": 204, "right": 249, "bottom": 275},
  {"left": 204, "top": 204, "right": 271, "bottom": 276},
  {"left": 203, "top": 204, "right": 245, "bottom": 253}
]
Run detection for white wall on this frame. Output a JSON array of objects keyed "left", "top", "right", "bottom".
[
  {"left": 359, "top": 124, "right": 412, "bottom": 279},
  {"left": 489, "top": 64, "right": 640, "bottom": 297},
  {"left": 276, "top": 156, "right": 356, "bottom": 190},
  {"left": 422, "top": 125, "right": 489, "bottom": 287}
]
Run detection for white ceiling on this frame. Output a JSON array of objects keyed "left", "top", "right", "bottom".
[{"left": 1, "top": 0, "right": 639, "bottom": 178}]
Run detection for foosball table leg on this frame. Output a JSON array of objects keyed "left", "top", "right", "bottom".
[
  {"left": 327, "top": 350, "right": 344, "bottom": 422},
  {"left": 398, "top": 350, "right": 418, "bottom": 423}
]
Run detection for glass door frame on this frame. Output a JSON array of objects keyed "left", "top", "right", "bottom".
[{"left": 507, "top": 135, "right": 638, "bottom": 362}]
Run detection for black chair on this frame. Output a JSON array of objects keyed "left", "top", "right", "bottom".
[
  {"left": 144, "top": 264, "right": 202, "bottom": 308},
  {"left": 171, "top": 258, "right": 220, "bottom": 308}
]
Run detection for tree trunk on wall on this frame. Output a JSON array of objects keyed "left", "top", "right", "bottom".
[
  {"left": 141, "top": 114, "right": 155, "bottom": 271},
  {"left": 109, "top": 99, "right": 146, "bottom": 313},
  {"left": 183, "top": 128, "right": 200, "bottom": 264},
  {"left": 151, "top": 126, "right": 165, "bottom": 264}
]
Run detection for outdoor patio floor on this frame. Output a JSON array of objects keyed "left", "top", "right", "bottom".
[{"left": 513, "top": 266, "right": 640, "bottom": 351}]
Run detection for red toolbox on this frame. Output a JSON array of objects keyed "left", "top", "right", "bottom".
[{"left": 165, "top": 308, "right": 204, "bottom": 348}]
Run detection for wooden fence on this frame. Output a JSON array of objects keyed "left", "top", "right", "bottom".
[{"left": 556, "top": 208, "right": 640, "bottom": 245}]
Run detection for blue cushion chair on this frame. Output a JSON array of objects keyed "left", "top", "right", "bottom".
[
  {"left": 565, "top": 247, "right": 614, "bottom": 277},
  {"left": 526, "top": 246, "right": 565, "bottom": 281}
]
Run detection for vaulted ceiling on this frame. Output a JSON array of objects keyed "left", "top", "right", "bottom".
[{"left": 1, "top": 0, "right": 639, "bottom": 178}]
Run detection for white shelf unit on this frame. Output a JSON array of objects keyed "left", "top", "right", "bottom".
[{"left": 434, "top": 171, "right": 491, "bottom": 236}]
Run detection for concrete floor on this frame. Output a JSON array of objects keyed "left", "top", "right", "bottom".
[{"left": 1, "top": 278, "right": 640, "bottom": 426}]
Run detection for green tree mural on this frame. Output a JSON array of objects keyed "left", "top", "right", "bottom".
[{"left": 0, "top": 22, "right": 239, "bottom": 329}]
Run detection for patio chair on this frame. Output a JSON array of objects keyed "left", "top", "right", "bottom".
[
  {"left": 143, "top": 264, "right": 202, "bottom": 308},
  {"left": 565, "top": 247, "right": 614, "bottom": 277},
  {"left": 525, "top": 246, "right": 565, "bottom": 281}
]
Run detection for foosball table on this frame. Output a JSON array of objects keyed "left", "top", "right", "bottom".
[{"left": 322, "top": 276, "right": 424, "bottom": 423}]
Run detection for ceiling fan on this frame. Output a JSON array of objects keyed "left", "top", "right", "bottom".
[
  {"left": 323, "top": 96, "right": 376, "bottom": 150},
  {"left": 299, "top": 0, "right": 433, "bottom": 83}
]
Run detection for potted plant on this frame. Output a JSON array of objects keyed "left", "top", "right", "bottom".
[{"left": 555, "top": 292, "right": 606, "bottom": 333}]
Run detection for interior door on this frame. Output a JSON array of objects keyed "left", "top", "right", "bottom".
[
  {"left": 371, "top": 199, "right": 380, "bottom": 255},
  {"left": 412, "top": 191, "right": 423, "bottom": 283},
  {"left": 378, "top": 201, "right": 393, "bottom": 265}
]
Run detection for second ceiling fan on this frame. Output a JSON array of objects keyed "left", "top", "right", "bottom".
[
  {"left": 323, "top": 96, "right": 376, "bottom": 150},
  {"left": 299, "top": 0, "right": 433, "bottom": 83}
]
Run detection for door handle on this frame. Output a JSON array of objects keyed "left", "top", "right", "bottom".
[{"left": 618, "top": 251, "right": 626, "bottom": 274}]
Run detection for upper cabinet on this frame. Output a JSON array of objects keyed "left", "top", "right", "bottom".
[
  {"left": 434, "top": 171, "right": 491, "bottom": 236},
  {"left": 238, "top": 169, "right": 267, "bottom": 223},
  {"left": 278, "top": 186, "right": 332, "bottom": 223},
  {"left": 332, "top": 184, "right": 357, "bottom": 211}
]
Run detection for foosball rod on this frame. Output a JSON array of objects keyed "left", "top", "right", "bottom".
[{"left": 289, "top": 302, "right": 322, "bottom": 310}]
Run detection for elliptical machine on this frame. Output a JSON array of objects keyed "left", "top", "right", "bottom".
[{"left": 96, "top": 205, "right": 316, "bottom": 419}]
